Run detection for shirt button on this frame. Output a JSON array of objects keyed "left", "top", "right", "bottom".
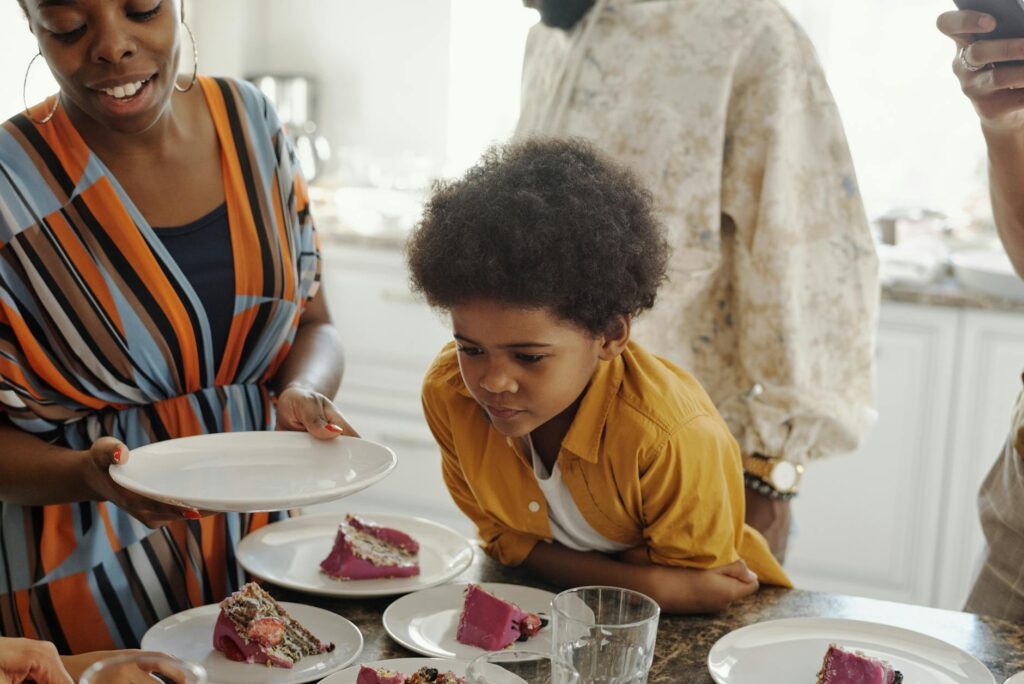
[{"left": 528, "top": 501, "right": 541, "bottom": 513}]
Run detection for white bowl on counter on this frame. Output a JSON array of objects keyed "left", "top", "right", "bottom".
[{"left": 950, "top": 249, "right": 1024, "bottom": 301}]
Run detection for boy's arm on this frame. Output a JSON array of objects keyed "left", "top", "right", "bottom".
[
  {"left": 521, "top": 541, "right": 757, "bottom": 614},
  {"left": 639, "top": 416, "right": 792, "bottom": 587}
]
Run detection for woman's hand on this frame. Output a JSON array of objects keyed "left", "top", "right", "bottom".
[
  {"left": 62, "top": 650, "right": 189, "bottom": 684},
  {"left": 275, "top": 384, "right": 359, "bottom": 438},
  {"left": 0, "top": 637, "right": 73, "bottom": 684},
  {"left": 937, "top": 10, "right": 1024, "bottom": 131},
  {"left": 80, "top": 437, "right": 203, "bottom": 528}
]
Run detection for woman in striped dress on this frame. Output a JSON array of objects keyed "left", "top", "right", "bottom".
[{"left": 1, "top": 0, "right": 354, "bottom": 673}]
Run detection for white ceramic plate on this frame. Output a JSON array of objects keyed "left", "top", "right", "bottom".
[
  {"left": 320, "top": 658, "right": 470, "bottom": 684},
  {"left": 1005, "top": 673, "right": 1024, "bottom": 684},
  {"left": 236, "top": 513, "right": 475, "bottom": 597},
  {"left": 382, "top": 582, "right": 555, "bottom": 659},
  {"left": 141, "top": 601, "right": 362, "bottom": 684},
  {"left": 707, "top": 617, "right": 995, "bottom": 684},
  {"left": 110, "top": 433, "right": 396, "bottom": 512}
]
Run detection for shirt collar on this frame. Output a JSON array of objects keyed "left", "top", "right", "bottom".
[{"left": 561, "top": 353, "right": 624, "bottom": 463}]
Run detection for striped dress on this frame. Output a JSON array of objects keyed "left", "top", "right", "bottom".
[{"left": 0, "top": 77, "right": 321, "bottom": 651}]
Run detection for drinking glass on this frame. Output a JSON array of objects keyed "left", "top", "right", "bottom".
[
  {"left": 551, "top": 586, "right": 660, "bottom": 684},
  {"left": 466, "top": 650, "right": 579, "bottom": 684},
  {"left": 78, "top": 653, "right": 207, "bottom": 684}
]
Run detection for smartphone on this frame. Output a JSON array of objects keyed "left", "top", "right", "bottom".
[{"left": 954, "top": 0, "right": 1024, "bottom": 39}]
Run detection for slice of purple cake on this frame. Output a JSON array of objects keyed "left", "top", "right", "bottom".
[
  {"left": 817, "top": 644, "right": 903, "bottom": 684},
  {"left": 320, "top": 514, "right": 420, "bottom": 580}
]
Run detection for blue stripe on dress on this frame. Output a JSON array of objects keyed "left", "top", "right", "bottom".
[{"left": 0, "top": 134, "right": 61, "bottom": 240}]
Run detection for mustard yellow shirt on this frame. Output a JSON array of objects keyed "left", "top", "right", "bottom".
[{"left": 421, "top": 340, "right": 791, "bottom": 588}]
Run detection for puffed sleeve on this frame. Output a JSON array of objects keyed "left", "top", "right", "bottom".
[{"left": 716, "top": 12, "right": 879, "bottom": 464}]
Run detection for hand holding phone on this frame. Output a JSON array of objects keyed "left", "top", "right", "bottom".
[{"left": 953, "top": 0, "right": 1024, "bottom": 39}]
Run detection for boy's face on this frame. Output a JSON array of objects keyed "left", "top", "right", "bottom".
[{"left": 451, "top": 299, "right": 620, "bottom": 439}]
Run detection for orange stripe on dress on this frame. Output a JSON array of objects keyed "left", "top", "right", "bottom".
[
  {"left": 14, "top": 590, "right": 37, "bottom": 640},
  {"left": 35, "top": 102, "right": 90, "bottom": 186},
  {"left": 39, "top": 505, "right": 78, "bottom": 575},
  {"left": 200, "top": 517, "right": 228, "bottom": 599},
  {"left": 84, "top": 182, "right": 201, "bottom": 392},
  {"left": 49, "top": 573, "right": 119, "bottom": 653},
  {"left": 0, "top": 300, "right": 106, "bottom": 409},
  {"left": 200, "top": 77, "right": 265, "bottom": 385},
  {"left": 152, "top": 394, "right": 205, "bottom": 439},
  {"left": 217, "top": 305, "right": 259, "bottom": 386},
  {"left": 97, "top": 502, "right": 124, "bottom": 553},
  {"left": 46, "top": 211, "right": 124, "bottom": 335}
]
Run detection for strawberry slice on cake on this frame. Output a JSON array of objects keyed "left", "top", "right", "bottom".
[
  {"left": 320, "top": 514, "right": 420, "bottom": 580},
  {"left": 212, "top": 582, "right": 334, "bottom": 668},
  {"left": 455, "top": 584, "right": 545, "bottom": 650}
]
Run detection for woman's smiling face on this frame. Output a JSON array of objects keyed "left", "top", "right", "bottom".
[
  {"left": 23, "top": 0, "right": 183, "bottom": 135},
  {"left": 451, "top": 299, "right": 616, "bottom": 439}
]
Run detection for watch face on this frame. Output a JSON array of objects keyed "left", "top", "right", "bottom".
[{"left": 770, "top": 461, "right": 799, "bottom": 492}]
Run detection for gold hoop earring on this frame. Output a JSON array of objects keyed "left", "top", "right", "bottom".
[
  {"left": 22, "top": 53, "right": 60, "bottom": 125},
  {"left": 174, "top": 20, "right": 198, "bottom": 93}
]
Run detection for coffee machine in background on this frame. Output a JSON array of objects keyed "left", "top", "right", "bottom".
[{"left": 248, "top": 74, "right": 332, "bottom": 182}]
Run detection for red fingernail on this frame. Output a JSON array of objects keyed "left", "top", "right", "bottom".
[
  {"left": 183, "top": 510, "right": 201, "bottom": 520},
  {"left": 113, "top": 447, "right": 122, "bottom": 464},
  {"left": 325, "top": 423, "right": 344, "bottom": 434}
]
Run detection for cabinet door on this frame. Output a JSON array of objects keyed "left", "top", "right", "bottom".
[
  {"left": 934, "top": 309, "right": 1024, "bottom": 610},
  {"left": 787, "top": 303, "right": 958, "bottom": 605},
  {"left": 311, "top": 242, "right": 475, "bottom": 537}
]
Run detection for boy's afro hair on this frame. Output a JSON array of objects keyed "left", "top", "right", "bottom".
[{"left": 405, "top": 137, "right": 669, "bottom": 335}]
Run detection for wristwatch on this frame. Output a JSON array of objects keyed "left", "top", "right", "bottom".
[{"left": 742, "top": 453, "right": 804, "bottom": 499}]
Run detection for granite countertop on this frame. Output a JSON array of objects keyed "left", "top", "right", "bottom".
[{"left": 270, "top": 553, "right": 1024, "bottom": 682}]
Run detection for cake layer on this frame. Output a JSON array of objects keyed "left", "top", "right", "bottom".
[
  {"left": 356, "top": 665, "right": 405, "bottom": 684},
  {"left": 456, "top": 584, "right": 539, "bottom": 651},
  {"left": 321, "top": 515, "right": 420, "bottom": 580},
  {"left": 817, "top": 644, "right": 903, "bottom": 684},
  {"left": 354, "top": 665, "right": 464, "bottom": 684},
  {"left": 349, "top": 516, "right": 419, "bottom": 553},
  {"left": 213, "top": 582, "right": 334, "bottom": 668}
]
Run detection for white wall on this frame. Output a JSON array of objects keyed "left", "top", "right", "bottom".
[
  {"left": 194, "top": 0, "right": 453, "bottom": 169},
  {"left": 781, "top": 0, "right": 990, "bottom": 226},
  {"left": 0, "top": 6, "right": 54, "bottom": 122}
]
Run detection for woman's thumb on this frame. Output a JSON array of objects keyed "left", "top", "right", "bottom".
[{"left": 92, "top": 436, "right": 129, "bottom": 467}]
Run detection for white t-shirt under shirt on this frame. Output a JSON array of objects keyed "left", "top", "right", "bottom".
[{"left": 525, "top": 436, "right": 632, "bottom": 554}]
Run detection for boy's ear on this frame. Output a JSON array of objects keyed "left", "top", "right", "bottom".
[{"left": 598, "top": 315, "right": 631, "bottom": 360}]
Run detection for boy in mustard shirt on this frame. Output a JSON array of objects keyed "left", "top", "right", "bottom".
[{"left": 408, "top": 139, "right": 790, "bottom": 613}]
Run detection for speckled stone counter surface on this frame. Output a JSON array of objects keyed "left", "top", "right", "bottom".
[
  {"left": 883, "top": 278, "right": 1024, "bottom": 314},
  {"left": 269, "top": 554, "right": 1024, "bottom": 682}
]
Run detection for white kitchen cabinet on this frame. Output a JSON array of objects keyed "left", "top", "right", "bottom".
[
  {"left": 789, "top": 303, "right": 1024, "bottom": 610},
  {"left": 787, "top": 303, "right": 958, "bottom": 605},
  {"left": 934, "top": 310, "right": 1024, "bottom": 610},
  {"left": 316, "top": 240, "right": 1024, "bottom": 610},
  {"left": 308, "top": 242, "right": 472, "bottom": 536}
]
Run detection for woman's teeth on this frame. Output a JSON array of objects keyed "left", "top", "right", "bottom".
[{"left": 101, "top": 79, "right": 147, "bottom": 99}]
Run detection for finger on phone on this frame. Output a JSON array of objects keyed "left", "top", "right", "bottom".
[{"left": 937, "top": 10, "right": 997, "bottom": 39}]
